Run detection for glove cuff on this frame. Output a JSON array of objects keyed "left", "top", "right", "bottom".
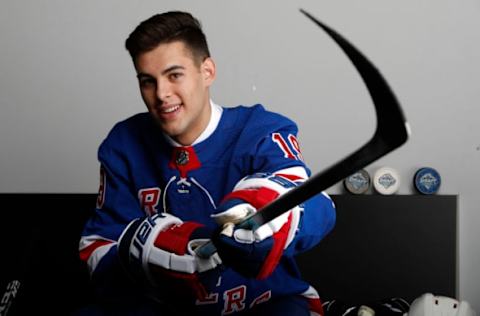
[{"left": 154, "top": 221, "right": 204, "bottom": 255}]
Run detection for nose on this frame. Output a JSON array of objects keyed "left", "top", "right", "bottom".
[{"left": 156, "top": 79, "right": 172, "bottom": 102}]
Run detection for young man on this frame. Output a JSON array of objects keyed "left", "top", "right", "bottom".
[{"left": 79, "top": 11, "right": 336, "bottom": 315}]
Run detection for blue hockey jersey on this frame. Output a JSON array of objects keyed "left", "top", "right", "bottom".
[{"left": 79, "top": 103, "right": 336, "bottom": 315}]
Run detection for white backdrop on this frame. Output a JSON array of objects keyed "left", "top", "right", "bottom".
[{"left": 1, "top": 0, "right": 479, "bottom": 310}]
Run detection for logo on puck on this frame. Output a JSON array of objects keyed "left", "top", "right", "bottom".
[
  {"left": 373, "top": 167, "right": 400, "bottom": 195},
  {"left": 414, "top": 167, "right": 441, "bottom": 194},
  {"left": 344, "top": 169, "right": 370, "bottom": 194}
]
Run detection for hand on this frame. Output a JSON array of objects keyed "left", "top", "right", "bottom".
[
  {"left": 212, "top": 173, "right": 302, "bottom": 279},
  {"left": 118, "top": 213, "right": 221, "bottom": 299}
]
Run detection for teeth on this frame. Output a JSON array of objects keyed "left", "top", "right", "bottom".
[{"left": 162, "top": 105, "right": 180, "bottom": 113}]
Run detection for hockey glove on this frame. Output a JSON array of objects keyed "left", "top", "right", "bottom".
[
  {"left": 212, "top": 173, "right": 302, "bottom": 279},
  {"left": 117, "top": 213, "right": 221, "bottom": 300}
]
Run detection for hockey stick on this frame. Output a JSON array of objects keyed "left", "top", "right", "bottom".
[
  {"left": 0, "top": 280, "right": 21, "bottom": 316},
  {"left": 196, "top": 9, "right": 410, "bottom": 257},
  {"left": 0, "top": 216, "right": 34, "bottom": 316}
]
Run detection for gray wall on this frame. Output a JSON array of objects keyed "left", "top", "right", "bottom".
[{"left": 1, "top": 0, "right": 479, "bottom": 310}]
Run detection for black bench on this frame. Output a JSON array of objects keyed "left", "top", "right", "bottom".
[{"left": 0, "top": 194, "right": 457, "bottom": 314}]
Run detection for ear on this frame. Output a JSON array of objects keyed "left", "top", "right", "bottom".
[{"left": 201, "top": 57, "right": 216, "bottom": 86}]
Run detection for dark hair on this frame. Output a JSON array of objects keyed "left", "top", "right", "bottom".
[{"left": 125, "top": 11, "right": 210, "bottom": 65}]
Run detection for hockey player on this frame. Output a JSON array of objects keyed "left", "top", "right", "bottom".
[{"left": 78, "top": 11, "right": 336, "bottom": 315}]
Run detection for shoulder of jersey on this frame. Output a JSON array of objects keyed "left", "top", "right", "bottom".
[{"left": 227, "top": 104, "right": 296, "bottom": 136}]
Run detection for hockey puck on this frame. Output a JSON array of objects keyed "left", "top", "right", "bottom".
[
  {"left": 414, "top": 167, "right": 441, "bottom": 194},
  {"left": 344, "top": 169, "right": 370, "bottom": 194},
  {"left": 373, "top": 167, "right": 400, "bottom": 195}
]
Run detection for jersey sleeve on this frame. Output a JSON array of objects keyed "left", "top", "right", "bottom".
[
  {"left": 282, "top": 191, "right": 336, "bottom": 256},
  {"left": 244, "top": 107, "right": 336, "bottom": 256},
  {"left": 79, "top": 127, "right": 146, "bottom": 301}
]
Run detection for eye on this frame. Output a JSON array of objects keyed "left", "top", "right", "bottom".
[
  {"left": 139, "top": 78, "right": 156, "bottom": 88},
  {"left": 169, "top": 72, "right": 183, "bottom": 81}
]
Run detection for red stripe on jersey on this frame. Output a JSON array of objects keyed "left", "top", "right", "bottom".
[
  {"left": 79, "top": 240, "right": 113, "bottom": 262},
  {"left": 275, "top": 173, "right": 305, "bottom": 182}
]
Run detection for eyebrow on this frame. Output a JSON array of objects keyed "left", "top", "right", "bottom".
[
  {"left": 161, "top": 65, "right": 185, "bottom": 75},
  {"left": 136, "top": 73, "right": 153, "bottom": 80},
  {"left": 136, "top": 65, "right": 186, "bottom": 80}
]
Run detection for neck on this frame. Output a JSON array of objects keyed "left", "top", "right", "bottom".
[
  {"left": 165, "top": 100, "right": 223, "bottom": 147},
  {"left": 176, "top": 102, "right": 211, "bottom": 146}
]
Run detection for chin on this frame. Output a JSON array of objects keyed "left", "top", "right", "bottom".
[
  {"left": 163, "top": 126, "right": 184, "bottom": 139},
  {"left": 153, "top": 118, "right": 178, "bottom": 133}
]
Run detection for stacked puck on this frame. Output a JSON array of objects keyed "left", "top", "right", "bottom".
[
  {"left": 344, "top": 169, "right": 371, "bottom": 194},
  {"left": 414, "top": 167, "right": 441, "bottom": 194},
  {"left": 373, "top": 167, "right": 400, "bottom": 195}
]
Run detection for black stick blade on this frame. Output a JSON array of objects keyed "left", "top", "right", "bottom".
[
  {"left": 242, "top": 9, "right": 410, "bottom": 229},
  {"left": 299, "top": 9, "right": 409, "bottom": 148}
]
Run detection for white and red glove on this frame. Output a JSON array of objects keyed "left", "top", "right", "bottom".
[
  {"left": 117, "top": 213, "right": 221, "bottom": 299},
  {"left": 212, "top": 172, "right": 303, "bottom": 279}
]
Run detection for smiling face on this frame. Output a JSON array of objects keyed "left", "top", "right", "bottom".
[{"left": 135, "top": 40, "right": 216, "bottom": 146}]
